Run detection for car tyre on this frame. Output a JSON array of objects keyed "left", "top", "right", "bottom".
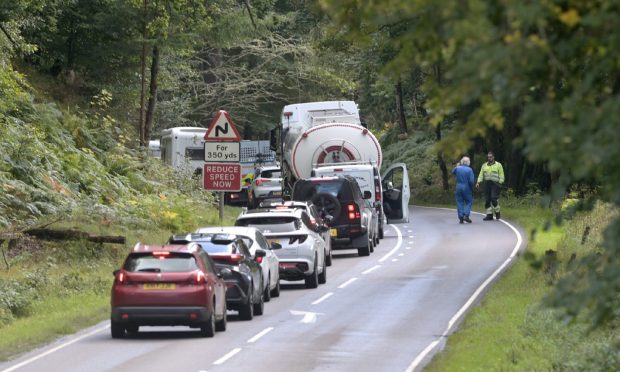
[
  {"left": 379, "top": 226, "right": 384, "bottom": 239},
  {"left": 110, "top": 321, "right": 125, "bottom": 339},
  {"left": 358, "top": 240, "right": 371, "bottom": 256},
  {"left": 305, "top": 258, "right": 319, "bottom": 289},
  {"left": 263, "top": 277, "right": 271, "bottom": 302},
  {"left": 215, "top": 307, "right": 227, "bottom": 332},
  {"left": 253, "top": 290, "right": 265, "bottom": 316},
  {"left": 325, "top": 248, "right": 332, "bottom": 267},
  {"left": 318, "top": 258, "right": 327, "bottom": 284},
  {"left": 270, "top": 279, "right": 281, "bottom": 297},
  {"left": 200, "top": 311, "right": 216, "bottom": 337}
]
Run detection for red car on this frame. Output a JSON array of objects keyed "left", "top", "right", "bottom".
[{"left": 110, "top": 243, "right": 228, "bottom": 338}]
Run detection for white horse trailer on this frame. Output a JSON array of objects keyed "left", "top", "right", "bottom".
[{"left": 160, "top": 127, "right": 207, "bottom": 175}]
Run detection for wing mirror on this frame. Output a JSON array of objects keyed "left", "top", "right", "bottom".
[
  {"left": 270, "top": 242, "right": 282, "bottom": 250},
  {"left": 218, "top": 267, "right": 232, "bottom": 277},
  {"left": 255, "top": 249, "right": 267, "bottom": 258},
  {"left": 363, "top": 190, "right": 372, "bottom": 199}
]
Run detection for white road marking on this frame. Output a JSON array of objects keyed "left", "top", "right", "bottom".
[
  {"left": 213, "top": 348, "right": 242, "bottom": 365},
  {"left": 247, "top": 327, "right": 274, "bottom": 343},
  {"left": 406, "top": 212, "right": 524, "bottom": 372},
  {"left": 1, "top": 324, "right": 109, "bottom": 372},
  {"left": 312, "top": 292, "right": 333, "bottom": 305},
  {"left": 392, "top": 259, "right": 398, "bottom": 262},
  {"left": 338, "top": 278, "right": 357, "bottom": 289},
  {"left": 362, "top": 265, "right": 381, "bottom": 275},
  {"left": 432, "top": 265, "right": 448, "bottom": 270},
  {"left": 406, "top": 247, "right": 412, "bottom": 250},
  {"left": 398, "top": 253, "right": 404, "bottom": 257},
  {"left": 379, "top": 225, "right": 402, "bottom": 263},
  {"left": 408, "top": 235, "right": 414, "bottom": 239},
  {"left": 290, "top": 310, "right": 322, "bottom": 323}
]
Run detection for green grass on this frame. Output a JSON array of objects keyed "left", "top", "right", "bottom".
[{"left": 0, "top": 294, "right": 109, "bottom": 361}]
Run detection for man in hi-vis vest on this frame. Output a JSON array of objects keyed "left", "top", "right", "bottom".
[{"left": 476, "top": 151, "right": 505, "bottom": 221}]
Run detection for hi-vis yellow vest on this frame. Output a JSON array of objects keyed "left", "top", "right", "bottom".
[{"left": 477, "top": 161, "right": 504, "bottom": 184}]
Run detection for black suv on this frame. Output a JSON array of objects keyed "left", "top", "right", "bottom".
[{"left": 291, "top": 175, "right": 376, "bottom": 256}]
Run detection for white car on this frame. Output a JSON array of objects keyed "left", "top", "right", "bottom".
[
  {"left": 235, "top": 208, "right": 328, "bottom": 289},
  {"left": 194, "top": 226, "right": 281, "bottom": 300},
  {"left": 258, "top": 200, "right": 333, "bottom": 266}
]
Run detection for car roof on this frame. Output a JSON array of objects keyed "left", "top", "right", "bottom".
[
  {"left": 256, "top": 164, "right": 280, "bottom": 171},
  {"left": 194, "top": 226, "right": 259, "bottom": 237},
  {"left": 238, "top": 208, "right": 302, "bottom": 218},
  {"left": 131, "top": 243, "right": 201, "bottom": 254}
]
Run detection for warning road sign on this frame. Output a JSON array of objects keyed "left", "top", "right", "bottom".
[
  {"left": 203, "top": 163, "right": 242, "bottom": 192},
  {"left": 204, "top": 110, "right": 242, "bottom": 141}
]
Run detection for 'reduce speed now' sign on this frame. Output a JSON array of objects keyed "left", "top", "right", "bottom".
[{"left": 203, "top": 110, "right": 242, "bottom": 192}]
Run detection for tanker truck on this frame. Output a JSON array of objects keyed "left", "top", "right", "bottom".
[{"left": 271, "top": 100, "right": 410, "bottom": 224}]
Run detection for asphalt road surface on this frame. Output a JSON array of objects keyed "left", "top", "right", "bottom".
[{"left": 0, "top": 206, "right": 525, "bottom": 372}]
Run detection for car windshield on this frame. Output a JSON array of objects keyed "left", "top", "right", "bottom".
[
  {"left": 236, "top": 216, "right": 300, "bottom": 233},
  {"left": 260, "top": 170, "right": 281, "bottom": 178},
  {"left": 124, "top": 253, "right": 198, "bottom": 273}
]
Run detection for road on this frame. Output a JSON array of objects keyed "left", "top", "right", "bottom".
[{"left": 0, "top": 206, "right": 525, "bottom": 372}]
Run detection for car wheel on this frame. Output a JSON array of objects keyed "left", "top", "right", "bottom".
[
  {"left": 270, "top": 279, "right": 281, "bottom": 297},
  {"left": 110, "top": 320, "right": 125, "bottom": 339},
  {"left": 379, "top": 226, "right": 384, "bottom": 239},
  {"left": 325, "top": 248, "right": 332, "bottom": 267},
  {"left": 311, "top": 193, "right": 342, "bottom": 220},
  {"left": 263, "top": 277, "right": 271, "bottom": 302},
  {"left": 215, "top": 302, "right": 227, "bottom": 332},
  {"left": 304, "top": 257, "right": 319, "bottom": 289},
  {"left": 358, "top": 240, "right": 370, "bottom": 257},
  {"left": 239, "top": 296, "right": 254, "bottom": 320},
  {"left": 253, "top": 289, "right": 265, "bottom": 316},
  {"left": 370, "top": 237, "right": 375, "bottom": 253},
  {"left": 318, "top": 257, "right": 327, "bottom": 284},
  {"left": 200, "top": 311, "right": 215, "bottom": 337}
]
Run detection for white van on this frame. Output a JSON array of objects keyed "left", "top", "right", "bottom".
[{"left": 312, "top": 162, "right": 410, "bottom": 234}]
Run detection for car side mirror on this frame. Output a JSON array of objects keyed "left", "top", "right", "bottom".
[
  {"left": 363, "top": 190, "right": 372, "bottom": 199},
  {"left": 323, "top": 215, "right": 334, "bottom": 224},
  {"left": 255, "top": 249, "right": 267, "bottom": 258},
  {"left": 218, "top": 267, "right": 232, "bottom": 277},
  {"left": 270, "top": 242, "right": 282, "bottom": 250}
]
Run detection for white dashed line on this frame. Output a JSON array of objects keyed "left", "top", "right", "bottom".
[
  {"left": 398, "top": 253, "right": 404, "bottom": 257},
  {"left": 213, "top": 348, "right": 242, "bottom": 365},
  {"left": 247, "top": 327, "right": 274, "bottom": 343},
  {"left": 312, "top": 292, "right": 334, "bottom": 305},
  {"left": 362, "top": 265, "right": 381, "bottom": 275},
  {"left": 338, "top": 278, "right": 357, "bottom": 289},
  {"left": 391, "top": 259, "right": 398, "bottom": 262}
]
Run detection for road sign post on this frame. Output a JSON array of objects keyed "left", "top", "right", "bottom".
[{"left": 203, "top": 110, "right": 242, "bottom": 223}]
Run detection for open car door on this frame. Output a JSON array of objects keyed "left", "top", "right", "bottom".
[{"left": 381, "top": 163, "right": 410, "bottom": 223}]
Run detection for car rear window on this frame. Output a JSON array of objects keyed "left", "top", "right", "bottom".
[
  {"left": 292, "top": 179, "right": 352, "bottom": 201},
  {"left": 197, "top": 242, "right": 234, "bottom": 254},
  {"left": 235, "top": 216, "right": 300, "bottom": 232},
  {"left": 124, "top": 253, "right": 198, "bottom": 273},
  {"left": 260, "top": 170, "right": 281, "bottom": 178}
]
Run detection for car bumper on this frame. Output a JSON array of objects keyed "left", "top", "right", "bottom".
[
  {"left": 111, "top": 306, "right": 210, "bottom": 326},
  {"left": 278, "top": 261, "right": 312, "bottom": 281}
]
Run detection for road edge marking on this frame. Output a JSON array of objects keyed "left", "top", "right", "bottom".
[{"left": 379, "top": 224, "right": 403, "bottom": 263}]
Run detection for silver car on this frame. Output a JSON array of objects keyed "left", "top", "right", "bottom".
[
  {"left": 195, "top": 226, "right": 281, "bottom": 300},
  {"left": 235, "top": 209, "right": 328, "bottom": 289},
  {"left": 257, "top": 200, "right": 333, "bottom": 266},
  {"left": 247, "top": 165, "right": 283, "bottom": 209}
]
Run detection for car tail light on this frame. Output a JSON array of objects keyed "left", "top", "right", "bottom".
[
  {"left": 289, "top": 235, "right": 308, "bottom": 244},
  {"left": 255, "top": 178, "right": 267, "bottom": 186},
  {"left": 117, "top": 272, "right": 125, "bottom": 283},
  {"left": 347, "top": 203, "right": 360, "bottom": 220},
  {"left": 375, "top": 184, "right": 381, "bottom": 201},
  {"left": 153, "top": 251, "right": 171, "bottom": 258},
  {"left": 193, "top": 271, "right": 206, "bottom": 284}
]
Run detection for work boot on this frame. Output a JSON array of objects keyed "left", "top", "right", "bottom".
[
  {"left": 483, "top": 214, "right": 494, "bottom": 221},
  {"left": 495, "top": 212, "right": 501, "bottom": 220},
  {"left": 459, "top": 217, "right": 464, "bottom": 224},
  {"left": 464, "top": 216, "right": 472, "bottom": 223}
]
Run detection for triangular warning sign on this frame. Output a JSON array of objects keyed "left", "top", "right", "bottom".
[{"left": 204, "top": 110, "right": 242, "bottom": 141}]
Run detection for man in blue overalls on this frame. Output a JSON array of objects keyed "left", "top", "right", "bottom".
[{"left": 452, "top": 156, "right": 475, "bottom": 224}]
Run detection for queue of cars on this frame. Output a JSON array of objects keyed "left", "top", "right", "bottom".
[{"left": 110, "top": 164, "right": 400, "bottom": 338}]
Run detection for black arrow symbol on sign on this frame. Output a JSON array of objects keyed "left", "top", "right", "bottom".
[{"left": 215, "top": 122, "right": 229, "bottom": 137}]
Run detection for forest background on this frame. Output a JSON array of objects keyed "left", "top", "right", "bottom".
[{"left": 0, "top": 0, "right": 618, "bottom": 369}]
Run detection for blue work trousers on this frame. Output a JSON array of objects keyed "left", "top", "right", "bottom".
[{"left": 455, "top": 185, "right": 473, "bottom": 218}]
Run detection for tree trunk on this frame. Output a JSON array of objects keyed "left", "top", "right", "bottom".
[
  {"left": 144, "top": 45, "right": 160, "bottom": 145},
  {"left": 139, "top": 0, "right": 148, "bottom": 147},
  {"left": 436, "top": 123, "right": 450, "bottom": 191},
  {"left": 395, "top": 79, "right": 408, "bottom": 134}
]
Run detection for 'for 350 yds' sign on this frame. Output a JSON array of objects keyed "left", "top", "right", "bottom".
[{"left": 203, "top": 163, "right": 241, "bottom": 192}]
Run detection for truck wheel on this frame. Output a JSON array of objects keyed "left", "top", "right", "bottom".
[{"left": 358, "top": 240, "right": 370, "bottom": 257}]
